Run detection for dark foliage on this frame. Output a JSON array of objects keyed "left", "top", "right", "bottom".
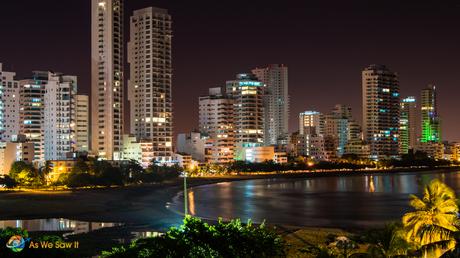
[{"left": 101, "top": 216, "right": 285, "bottom": 258}]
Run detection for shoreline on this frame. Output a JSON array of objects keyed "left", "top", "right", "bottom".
[
  {"left": 2, "top": 165, "right": 458, "bottom": 194},
  {"left": 0, "top": 166, "right": 457, "bottom": 230}
]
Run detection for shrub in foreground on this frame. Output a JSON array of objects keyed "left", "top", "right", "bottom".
[{"left": 101, "top": 216, "right": 285, "bottom": 258}]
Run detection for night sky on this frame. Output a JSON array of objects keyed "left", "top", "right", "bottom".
[{"left": 1, "top": 0, "right": 459, "bottom": 141}]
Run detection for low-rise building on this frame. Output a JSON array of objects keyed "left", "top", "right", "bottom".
[
  {"left": 344, "top": 141, "right": 370, "bottom": 160},
  {"left": 1, "top": 137, "right": 35, "bottom": 175},
  {"left": 234, "top": 144, "right": 275, "bottom": 163},
  {"left": 274, "top": 152, "right": 288, "bottom": 164},
  {"left": 415, "top": 142, "right": 444, "bottom": 160},
  {"left": 121, "top": 134, "right": 142, "bottom": 162}
]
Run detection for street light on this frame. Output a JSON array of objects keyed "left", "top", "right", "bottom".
[{"left": 183, "top": 171, "right": 188, "bottom": 216}]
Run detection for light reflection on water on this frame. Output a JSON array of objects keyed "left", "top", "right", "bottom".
[{"left": 172, "top": 170, "right": 460, "bottom": 228}]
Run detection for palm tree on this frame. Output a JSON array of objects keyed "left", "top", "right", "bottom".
[{"left": 402, "top": 179, "right": 459, "bottom": 258}]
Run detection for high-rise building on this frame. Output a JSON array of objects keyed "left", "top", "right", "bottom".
[
  {"left": 198, "top": 87, "right": 235, "bottom": 163},
  {"left": 399, "top": 96, "right": 417, "bottom": 154},
  {"left": 19, "top": 71, "right": 48, "bottom": 164},
  {"left": 420, "top": 85, "right": 441, "bottom": 143},
  {"left": 299, "top": 111, "right": 323, "bottom": 136},
  {"left": 324, "top": 105, "right": 353, "bottom": 158},
  {"left": 44, "top": 74, "right": 77, "bottom": 161},
  {"left": 0, "top": 63, "right": 20, "bottom": 143},
  {"left": 226, "top": 74, "right": 265, "bottom": 146},
  {"left": 76, "top": 95, "right": 89, "bottom": 152},
  {"left": 91, "top": 0, "right": 124, "bottom": 160},
  {"left": 362, "top": 64, "right": 400, "bottom": 160},
  {"left": 128, "top": 7, "right": 173, "bottom": 163},
  {"left": 252, "top": 64, "right": 289, "bottom": 146}
]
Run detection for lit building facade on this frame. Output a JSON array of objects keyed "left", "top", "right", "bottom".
[
  {"left": 226, "top": 74, "right": 265, "bottom": 146},
  {"left": 234, "top": 144, "right": 275, "bottom": 163},
  {"left": 91, "top": 0, "right": 124, "bottom": 160},
  {"left": 76, "top": 95, "right": 89, "bottom": 152},
  {"left": 420, "top": 85, "right": 441, "bottom": 143},
  {"left": 44, "top": 73, "right": 77, "bottom": 161},
  {"left": 176, "top": 132, "right": 209, "bottom": 162},
  {"left": 399, "top": 96, "right": 417, "bottom": 154},
  {"left": 252, "top": 64, "right": 289, "bottom": 146},
  {"left": 362, "top": 64, "right": 400, "bottom": 160},
  {"left": 19, "top": 71, "right": 48, "bottom": 164},
  {"left": 0, "top": 63, "right": 20, "bottom": 143},
  {"left": 1, "top": 139, "right": 35, "bottom": 175},
  {"left": 121, "top": 134, "right": 142, "bottom": 162},
  {"left": 198, "top": 87, "right": 235, "bottom": 163},
  {"left": 128, "top": 7, "right": 173, "bottom": 163},
  {"left": 299, "top": 111, "right": 323, "bottom": 136}
]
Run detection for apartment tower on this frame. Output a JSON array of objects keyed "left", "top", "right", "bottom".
[
  {"left": 226, "top": 74, "right": 265, "bottom": 146},
  {"left": 199, "top": 87, "right": 235, "bottom": 163},
  {"left": 76, "top": 95, "right": 90, "bottom": 152},
  {"left": 420, "top": 85, "right": 441, "bottom": 143},
  {"left": 252, "top": 64, "right": 289, "bottom": 146},
  {"left": 399, "top": 96, "right": 417, "bottom": 154},
  {"left": 128, "top": 7, "right": 173, "bottom": 163},
  {"left": 44, "top": 74, "right": 77, "bottom": 160},
  {"left": 91, "top": 0, "right": 124, "bottom": 160},
  {"left": 362, "top": 64, "right": 400, "bottom": 160},
  {"left": 0, "top": 63, "right": 20, "bottom": 143}
]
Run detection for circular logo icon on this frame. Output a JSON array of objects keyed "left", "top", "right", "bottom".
[{"left": 6, "top": 235, "right": 26, "bottom": 252}]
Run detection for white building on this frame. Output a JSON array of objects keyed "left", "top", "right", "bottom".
[
  {"left": 299, "top": 111, "right": 323, "bottom": 136},
  {"left": 0, "top": 63, "right": 20, "bottom": 143},
  {"left": 19, "top": 71, "right": 48, "bottom": 165},
  {"left": 128, "top": 7, "right": 173, "bottom": 164},
  {"left": 199, "top": 87, "right": 235, "bottom": 164},
  {"left": 176, "top": 132, "right": 210, "bottom": 162},
  {"left": 226, "top": 74, "right": 265, "bottom": 146},
  {"left": 235, "top": 144, "right": 275, "bottom": 163},
  {"left": 1, "top": 139, "right": 35, "bottom": 175},
  {"left": 91, "top": 0, "right": 124, "bottom": 160},
  {"left": 76, "top": 95, "right": 89, "bottom": 152},
  {"left": 44, "top": 73, "right": 77, "bottom": 161},
  {"left": 121, "top": 134, "right": 142, "bottom": 162},
  {"left": 252, "top": 64, "right": 289, "bottom": 146}
]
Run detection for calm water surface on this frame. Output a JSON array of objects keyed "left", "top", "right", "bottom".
[{"left": 170, "top": 170, "right": 460, "bottom": 228}]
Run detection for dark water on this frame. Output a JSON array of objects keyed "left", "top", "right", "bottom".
[{"left": 169, "top": 170, "right": 460, "bottom": 228}]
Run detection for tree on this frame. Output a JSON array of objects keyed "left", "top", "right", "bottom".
[
  {"left": 363, "top": 223, "right": 411, "bottom": 258},
  {"left": 9, "top": 161, "right": 42, "bottom": 187},
  {"left": 402, "top": 179, "right": 459, "bottom": 257},
  {"left": 0, "top": 175, "right": 17, "bottom": 188},
  {"left": 101, "top": 216, "right": 285, "bottom": 258}
]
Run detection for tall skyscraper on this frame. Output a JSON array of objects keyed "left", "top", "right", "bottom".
[
  {"left": 362, "top": 64, "right": 400, "bottom": 160},
  {"left": 226, "top": 74, "right": 265, "bottom": 146},
  {"left": 128, "top": 7, "right": 173, "bottom": 163},
  {"left": 399, "top": 96, "right": 417, "bottom": 154},
  {"left": 252, "top": 64, "right": 289, "bottom": 146},
  {"left": 19, "top": 71, "right": 48, "bottom": 164},
  {"left": 0, "top": 63, "right": 20, "bottom": 143},
  {"left": 199, "top": 87, "right": 235, "bottom": 163},
  {"left": 420, "top": 85, "right": 441, "bottom": 143},
  {"left": 91, "top": 0, "right": 124, "bottom": 160},
  {"left": 76, "top": 95, "right": 90, "bottom": 152},
  {"left": 44, "top": 74, "right": 77, "bottom": 160}
]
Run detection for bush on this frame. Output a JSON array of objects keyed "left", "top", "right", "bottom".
[
  {"left": 101, "top": 216, "right": 285, "bottom": 258},
  {"left": 0, "top": 175, "right": 18, "bottom": 188}
]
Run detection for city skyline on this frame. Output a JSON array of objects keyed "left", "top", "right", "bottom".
[{"left": 1, "top": 0, "right": 460, "bottom": 141}]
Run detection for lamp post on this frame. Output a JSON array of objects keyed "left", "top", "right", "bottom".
[{"left": 183, "top": 171, "right": 188, "bottom": 216}]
